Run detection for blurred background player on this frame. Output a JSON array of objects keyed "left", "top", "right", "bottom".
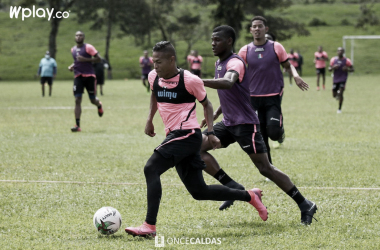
[
  {"left": 37, "top": 51, "right": 57, "bottom": 97},
  {"left": 93, "top": 57, "right": 109, "bottom": 96},
  {"left": 287, "top": 49, "right": 299, "bottom": 86},
  {"left": 328, "top": 47, "right": 354, "bottom": 113},
  {"left": 68, "top": 31, "right": 104, "bottom": 132},
  {"left": 314, "top": 46, "right": 329, "bottom": 91},
  {"left": 296, "top": 50, "right": 303, "bottom": 76},
  {"left": 187, "top": 50, "right": 203, "bottom": 77},
  {"left": 140, "top": 50, "right": 153, "bottom": 93}
]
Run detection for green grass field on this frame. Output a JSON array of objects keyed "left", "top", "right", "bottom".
[{"left": 1, "top": 74, "right": 380, "bottom": 249}]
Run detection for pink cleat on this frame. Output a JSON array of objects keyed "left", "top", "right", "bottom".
[
  {"left": 316, "top": 86, "right": 320, "bottom": 91},
  {"left": 98, "top": 102, "right": 104, "bottom": 117},
  {"left": 125, "top": 222, "right": 156, "bottom": 238},
  {"left": 248, "top": 188, "right": 268, "bottom": 221}
]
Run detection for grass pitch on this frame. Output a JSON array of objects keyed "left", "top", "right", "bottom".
[{"left": 1, "top": 75, "right": 380, "bottom": 249}]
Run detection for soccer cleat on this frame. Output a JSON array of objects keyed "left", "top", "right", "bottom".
[
  {"left": 248, "top": 188, "right": 268, "bottom": 221},
  {"left": 219, "top": 181, "right": 245, "bottom": 210},
  {"left": 98, "top": 102, "right": 104, "bottom": 117},
  {"left": 323, "top": 85, "right": 326, "bottom": 90},
  {"left": 278, "top": 131, "right": 285, "bottom": 144},
  {"left": 300, "top": 199, "right": 318, "bottom": 225},
  {"left": 125, "top": 222, "right": 156, "bottom": 238},
  {"left": 337, "top": 109, "right": 342, "bottom": 114},
  {"left": 71, "top": 125, "right": 81, "bottom": 132}
]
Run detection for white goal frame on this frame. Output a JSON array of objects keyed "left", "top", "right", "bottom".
[{"left": 342, "top": 35, "right": 380, "bottom": 65}]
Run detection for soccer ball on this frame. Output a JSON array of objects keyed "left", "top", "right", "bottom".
[{"left": 93, "top": 207, "right": 122, "bottom": 235}]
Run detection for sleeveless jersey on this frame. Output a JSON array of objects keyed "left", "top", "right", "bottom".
[
  {"left": 330, "top": 57, "right": 351, "bottom": 83},
  {"left": 71, "top": 43, "right": 97, "bottom": 76},
  {"left": 215, "top": 54, "right": 259, "bottom": 126}
]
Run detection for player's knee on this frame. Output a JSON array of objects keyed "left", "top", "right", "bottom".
[
  {"left": 144, "top": 160, "right": 156, "bottom": 177},
  {"left": 187, "top": 185, "right": 207, "bottom": 200},
  {"left": 267, "top": 125, "right": 283, "bottom": 141}
]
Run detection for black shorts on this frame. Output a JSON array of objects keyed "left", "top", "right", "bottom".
[
  {"left": 190, "top": 69, "right": 201, "bottom": 77},
  {"left": 250, "top": 95, "right": 283, "bottom": 128},
  {"left": 96, "top": 73, "right": 104, "bottom": 85},
  {"left": 73, "top": 76, "right": 96, "bottom": 99},
  {"left": 141, "top": 74, "right": 149, "bottom": 80},
  {"left": 40, "top": 77, "right": 53, "bottom": 85},
  {"left": 203, "top": 122, "right": 267, "bottom": 155},
  {"left": 332, "top": 82, "right": 346, "bottom": 91},
  {"left": 316, "top": 68, "right": 326, "bottom": 75},
  {"left": 155, "top": 129, "right": 205, "bottom": 170}
]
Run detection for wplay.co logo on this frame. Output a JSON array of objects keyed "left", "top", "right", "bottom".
[{"left": 9, "top": 6, "right": 71, "bottom": 21}]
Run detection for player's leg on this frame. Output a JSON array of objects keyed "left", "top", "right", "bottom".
[
  {"left": 337, "top": 85, "right": 345, "bottom": 113},
  {"left": 125, "top": 151, "right": 173, "bottom": 237},
  {"left": 249, "top": 145, "right": 317, "bottom": 224},
  {"left": 85, "top": 77, "right": 104, "bottom": 117},
  {"left": 200, "top": 122, "right": 245, "bottom": 210},
  {"left": 322, "top": 68, "right": 326, "bottom": 90},
  {"left": 177, "top": 153, "right": 267, "bottom": 221},
  {"left": 316, "top": 70, "right": 320, "bottom": 90},
  {"left": 48, "top": 77, "right": 53, "bottom": 96},
  {"left": 265, "top": 96, "right": 284, "bottom": 144},
  {"left": 40, "top": 77, "right": 45, "bottom": 97},
  {"left": 72, "top": 77, "right": 84, "bottom": 132}
]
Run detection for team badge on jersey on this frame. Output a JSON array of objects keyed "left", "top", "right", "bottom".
[{"left": 258, "top": 54, "right": 263, "bottom": 59}]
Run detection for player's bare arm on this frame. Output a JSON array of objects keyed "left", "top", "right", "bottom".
[
  {"left": 68, "top": 63, "right": 74, "bottom": 71},
  {"left": 145, "top": 91, "right": 158, "bottom": 137},
  {"left": 282, "top": 61, "right": 309, "bottom": 91},
  {"left": 203, "top": 71, "right": 239, "bottom": 90},
  {"left": 342, "top": 65, "right": 354, "bottom": 72},
  {"left": 201, "top": 98, "right": 221, "bottom": 150},
  {"left": 200, "top": 105, "right": 222, "bottom": 128}
]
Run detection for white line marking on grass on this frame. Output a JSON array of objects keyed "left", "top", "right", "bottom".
[
  {"left": 5, "top": 106, "right": 93, "bottom": 110},
  {"left": 0, "top": 180, "right": 182, "bottom": 186},
  {"left": 1, "top": 180, "right": 380, "bottom": 190}
]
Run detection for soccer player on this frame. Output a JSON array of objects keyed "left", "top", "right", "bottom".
[
  {"left": 287, "top": 49, "right": 299, "bottom": 85},
  {"left": 68, "top": 31, "right": 104, "bottom": 132},
  {"left": 37, "top": 51, "right": 57, "bottom": 97},
  {"left": 314, "top": 46, "right": 329, "bottom": 90},
  {"left": 200, "top": 25, "right": 317, "bottom": 225},
  {"left": 187, "top": 50, "right": 203, "bottom": 77},
  {"left": 93, "top": 57, "right": 109, "bottom": 96},
  {"left": 328, "top": 47, "right": 354, "bottom": 113},
  {"left": 125, "top": 41, "right": 268, "bottom": 238},
  {"left": 238, "top": 16, "right": 309, "bottom": 164},
  {"left": 140, "top": 50, "right": 153, "bottom": 92},
  {"left": 297, "top": 50, "right": 304, "bottom": 77}
]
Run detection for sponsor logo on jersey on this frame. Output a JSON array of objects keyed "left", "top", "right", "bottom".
[
  {"left": 255, "top": 48, "right": 264, "bottom": 52},
  {"left": 157, "top": 90, "right": 177, "bottom": 99}
]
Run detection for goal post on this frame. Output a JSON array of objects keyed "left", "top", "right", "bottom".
[{"left": 342, "top": 35, "right": 380, "bottom": 65}]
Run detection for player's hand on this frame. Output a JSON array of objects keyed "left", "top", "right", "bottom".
[
  {"left": 342, "top": 66, "right": 348, "bottom": 72},
  {"left": 76, "top": 55, "right": 87, "bottom": 62},
  {"left": 145, "top": 120, "right": 156, "bottom": 137},
  {"left": 68, "top": 65, "right": 74, "bottom": 71},
  {"left": 332, "top": 64, "right": 339, "bottom": 70},
  {"left": 200, "top": 118, "right": 207, "bottom": 128},
  {"left": 294, "top": 76, "right": 309, "bottom": 91},
  {"left": 208, "top": 135, "right": 221, "bottom": 150}
]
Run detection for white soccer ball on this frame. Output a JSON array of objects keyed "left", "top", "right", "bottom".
[{"left": 93, "top": 207, "right": 122, "bottom": 235}]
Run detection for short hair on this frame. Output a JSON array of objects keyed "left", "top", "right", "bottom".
[
  {"left": 265, "top": 33, "right": 276, "bottom": 41},
  {"left": 212, "top": 25, "right": 236, "bottom": 46},
  {"left": 251, "top": 16, "right": 267, "bottom": 26},
  {"left": 152, "top": 41, "right": 176, "bottom": 58}
]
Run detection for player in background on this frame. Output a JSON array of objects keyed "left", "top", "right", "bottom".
[
  {"left": 93, "top": 57, "right": 109, "bottom": 96},
  {"left": 238, "top": 16, "right": 309, "bottom": 168},
  {"left": 328, "top": 47, "right": 354, "bottom": 113},
  {"left": 125, "top": 41, "right": 268, "bottom": 238},
  {"left": 200, "top": 25, "right": 316, "bottom": 225},
  {"left": 297, "top": 50, "right": 303, "bottom": 77},
  {"left": 314, "top": 46, "right": 329, "bottom": 91},
  {"left": 287, "top": 49, "right": 299, "bottom": 86},
  {"left": 68, "top": 31, "right": 104, "bottom": 132},
  {"left": 140, "top": 50, "right": 153, "bottom": 93},
  {"left": 187, "top": 50, "right": 203, "bottom": 77},
  {"left": 37, "top": 51, "right": 57, "bottom": 97}
]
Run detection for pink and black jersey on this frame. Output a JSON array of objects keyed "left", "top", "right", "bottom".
[
  {"left": 188, "top": 55, "right": 203, "bottom": 70},
  {"left": 330, "top": 56, "right": 352, "bottom": 83},
  {"left": 238, "top": 40, "right": 288, "bottom": 97},
  {"left": 288, "top": 53, "right": 299, "bottom": 68},
  {"left": 71, "top": 43, "right": 98, "bottom": 78},
  {"left": 140, "top": 56, "right": 153, "bottom": 75},
  {"left": 314, "top": 51, "right": 328, "bottom": 69},
  {"left": 215, "top": 54, "right": 259, "bottom": 126},
  {"left": 148, "top": 69, "right": 207, "bottom": 135}
]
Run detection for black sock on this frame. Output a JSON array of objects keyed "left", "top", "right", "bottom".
[
  {"left": 213, "top": 169, "right": 233, "bottom": 185},
  {"left": 76, "top": 119, "right": 80, "bottom": 127},
  {"left": 286, "top": 186, "right": 305, "bottom": 205}
]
